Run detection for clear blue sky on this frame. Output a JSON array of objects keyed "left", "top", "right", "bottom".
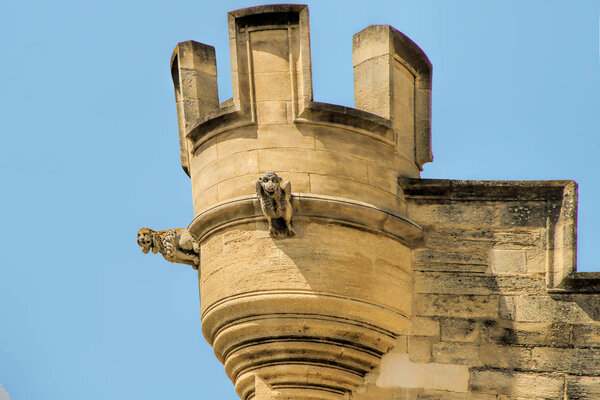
[{"left": 1, "top": 1, "right": 599, "bottom": 399}]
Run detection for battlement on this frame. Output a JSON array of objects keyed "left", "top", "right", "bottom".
[{"left": 171, "top": 4, "right": 432, "bottom": 177}]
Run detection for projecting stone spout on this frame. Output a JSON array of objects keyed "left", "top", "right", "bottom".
[{"left": 167, "top": 4, "right": 430, "bottom": 399}]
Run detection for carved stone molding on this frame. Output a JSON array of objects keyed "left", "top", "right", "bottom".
[
  {"left": 188, "top": 193, "right": 422, "bottom": 246},
  {"left": 203, "top": 290, "right": 406, "bottom": 399}
]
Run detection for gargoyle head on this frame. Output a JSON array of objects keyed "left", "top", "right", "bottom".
[
  {"left": 259, "top": 172, "right": 282, "bottom": 195},
  {"left": 137, "top": 228, "right": 155, "bottom": 254}
]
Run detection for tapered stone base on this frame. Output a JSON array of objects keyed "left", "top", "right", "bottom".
[{"left": 195, "top": 207, "right": 417, "bottom": 399}]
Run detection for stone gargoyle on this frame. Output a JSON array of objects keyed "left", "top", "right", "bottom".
[
  {"left": 255, "top": 172, "right": 295, "bottom": 237},
  {"left": 137, "top": 227, "right": 200, "bottom": 269}
]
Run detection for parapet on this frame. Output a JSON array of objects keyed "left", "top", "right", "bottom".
[{"left": 170, "top": 4, "right": 432, "bottom": 178}]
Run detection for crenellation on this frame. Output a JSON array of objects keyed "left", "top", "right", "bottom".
[
  {"left": 353, "top": 25, "right": 432, "bottom": 169},
  {"left": 171, "top": 41, "right": 219, "bottom": 175}
]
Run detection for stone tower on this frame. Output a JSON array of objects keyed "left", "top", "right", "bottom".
[{"left": 138, "top": 4, "right": 600, "bottom": 399}]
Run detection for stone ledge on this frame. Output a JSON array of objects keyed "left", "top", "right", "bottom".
[
  {"left": 548, "top": 272, "right": 600, "bottom": 294},
  {"left": 188, "top": 193, "right": 423, "bottom": 246},
  {"left": 400, "top": 178, "right": 570, "bottom": 201},
  {"left": 228, "top": 4, "right": 307, "bottom": 20}
]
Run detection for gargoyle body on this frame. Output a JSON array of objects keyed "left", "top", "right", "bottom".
[
  {"left": 137, "top": 227, "right": 200, "bottom": 269},
  {"left": 255, "top": 172, "right": 295, "bottom": 237}
]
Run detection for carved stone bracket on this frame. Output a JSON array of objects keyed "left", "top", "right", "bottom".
[{"left": 137, "top": 227, "right": 200, "bottom": 269}]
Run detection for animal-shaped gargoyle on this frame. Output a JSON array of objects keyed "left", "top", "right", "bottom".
[
  {"left": 137, "top": 227, "right": 200, "bottom": 269},
  {"left": 255, "top": 172, "right": 295, "bottom": 237}
]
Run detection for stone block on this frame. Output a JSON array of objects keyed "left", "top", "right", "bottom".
[
  {"left": 354, "top": 54, "right": 391, "bottom": 93},
  {"left": 469, "top": 369, "right": 564, "bottom": 398},
  {"left": 258, "top": 148, "right": 369, "bottom": 183},
  {"left": 490, "top": 249, "right": 527, "bottom": 274},
  {"left": 415, "top": 272, "right": 544, "bottom": 296},
  {"left": 417, "top": 392, "right": 496, "bottom": 400},
  {"left": 408, "top": 336, "right": 433, "bottom": 363},
  {"left": 190, "top": 137, "right": 217, "bottom": 175},
  {"left": 531, "top": 347, "right": 600, "bottom": 375},
  {"left": 406, "top": 202, "right": 498, "bottom": 227},
  {"left": 193, "top": 184, "right": 218, "bottom": 215},
  {"left": 216, "top": 126, "right": 258, "bottom": 158},
  {"left": 573, "top": 324, "right": 600, "bottom": 348},
  {"left": 352, "top": 25, "right": 392, "bottom": 65},
  {"left": 257, "top": 125, "right": 315, "bottom": 150},
  {"left": 250, "top": 29, "right": 290, "bottom": 73},
  {"left": 415, "top": 294, "right": 499, "bottom": 318},
  {"left": 367, "top": 162, "right": 406, "bottom": 194},
  {"left": 492, "top": 228, "right": 544, "bottom": 248},
  {"left": 508, "top": 295, "right": 594, "bottom": 323},
  {"left": 309, "top": 173, "right": 402, "bottom": 212},
  {"left": 216, "top": 172, "right": 311, "bottom": 202},
  {"left": 192, "top": 150, "right": 259, "bottom": 195},
  {"left": 254, "top": 72, "right": 292, "bottom": 101},
  {"left": 313, "top": 127, "right": 396, "bottom": 166},
  {"left": 355, "top": 88, "right": 393, "bottom": 118},
  {"left": 354, "top": 386, "right": 421, "bottom": 400},
  {"left": 498, "top": 202, "right": 547, "bottom": 228},
  {"left": 377, "top": 353, "right": 469, "bottom": 393},
  {"left": 410, "top": 317, "right": 440, "bottom": 337},
  {"left": 477, "top": 343, "right": 532, "bottom": 370},
  {"left": 256, "top": 101, "right": 287, "bottom": 125},
  {"left": 524, "top": 248, "right": 547, "bottom": 274},
  {"left": 566, "top": 375, "right": 600, "bottom": 399},
  {"left": 431, "top": 342, "right": 480, "bottom": 366},
  {"left": 482, "top": 321, "right": 573, "bottom": 348},
  {"left": 423, "top": 227, "right": 494, "bottom": 249},
  {"left": 440, "top": 319, "right": 479, "bottom": 343},
  {"left": 413, "top": 249, "right": 488, "bottom": 273}
]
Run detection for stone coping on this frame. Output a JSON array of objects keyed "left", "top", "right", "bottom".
[
  {"left": 228, "top": 4, "right": 307, "bottom": 19},
  {"left": 188, "top": 193, "right": 423, "bottom": 246},
  {"left": 400, "top": 178, "right": 573, "bottom": 201}
]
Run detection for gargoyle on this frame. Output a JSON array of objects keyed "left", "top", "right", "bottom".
[
  {"left": 137, "top": 227, "right": 200, "bottom": 269},
  {"left": 255, "top": 172, "right": 295, "bottom": 237}
]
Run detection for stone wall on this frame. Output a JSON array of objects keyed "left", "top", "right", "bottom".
[{"left": 354, "top": 180, "right": 600, "bottom": 400}]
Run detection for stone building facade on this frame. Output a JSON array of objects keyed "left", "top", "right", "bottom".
[{"left": 138, "top": 5, "right": 600, "bottom": 399}]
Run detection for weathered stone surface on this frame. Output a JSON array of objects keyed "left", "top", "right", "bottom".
[
  {"left": 440, "top": 318, "right": 480, "bottom": 343},
  {"left": 415, "top": 272, "right": 545, "bottom": 295},
  {"left": 431, "top": 342, "right": 480, "bottom": 366},
  {"left": 415, "top": 294, "right": 499, "bottom": 318},
  {"left": 531, "top": 347, "right": 600, "bottom": 375},
  {"left": 410, "top": 317, "right": 440, "bottom": 337},
  {"left": 377, "top": 353, "right": 469, "bottom": 393},
  {"left": 504, "top": 295, "right": 594, "bottom": 323},
  {"left": 490, "top": 249, "right": 528, "bottom": 274},
  {"left": 408, "top": 336, "right": 434, "bottom": 363},
  {"left": 573, "top": 324, "right": 600, "bottom": 348},
  {"left": 469, "top": 369, "right": 565, "bottom": 399},
  {"left": 566, "top": 375, "right": 600, "bottom": 399},
  {"left": 417, "top": 391, "right": 497, "bottom": 400}
]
